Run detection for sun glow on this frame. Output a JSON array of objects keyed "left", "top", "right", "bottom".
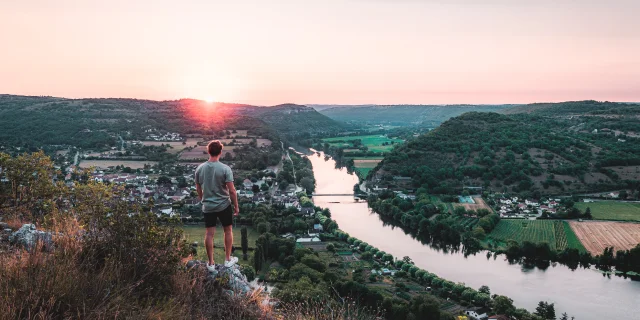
[{"left": 203, "top": 97, "right": 215, "bottom": 103}]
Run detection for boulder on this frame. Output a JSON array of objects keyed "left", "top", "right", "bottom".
[
  {"left": 185, "top": 260, "right": 252, "bottom": 294},
  {"left": 9, "top": 224, "right": 54, "bottom": 251}
]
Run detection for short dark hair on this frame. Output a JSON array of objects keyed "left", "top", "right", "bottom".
[{"left": 207, "top": 140, "right": 223, "bottom": 156}]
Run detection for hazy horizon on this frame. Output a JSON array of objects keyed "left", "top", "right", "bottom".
[{"left": 2, "top": 0, "right": 639, "bottom": 105}]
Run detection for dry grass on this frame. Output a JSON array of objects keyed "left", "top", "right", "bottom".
[
  {"left": 0, "top": 211, "right": 269, "bottom": 320},
  {"left": 277, "top": 300, "right": 382, "bottom": 320},
  {"left": 569, "top": 221, "right": 640, "bottom": 255}
]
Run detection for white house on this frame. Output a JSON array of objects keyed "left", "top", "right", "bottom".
[
  {"left": 465, "top": 309, "right": 489, "bottom": 320},
  {"left": 525, "top": 199, "right": 539, "bottom": 207},
  {"left": 296, "top": 237, "right": 321, "bottom": 243}
]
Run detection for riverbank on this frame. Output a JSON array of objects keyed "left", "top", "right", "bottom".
[{"left": 305, "top": 150, "right": 640, "bottom": 320}]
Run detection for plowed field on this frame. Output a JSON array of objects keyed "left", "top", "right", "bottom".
[{"left": 568, "top": 221, "right": 640, "bottom": 255}]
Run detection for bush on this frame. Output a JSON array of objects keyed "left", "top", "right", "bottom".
[
  {"left": 0, "top": 158, "right": 266, "bottom": 319},
  {"left": 395, "top": 270, "right": 407, "bottom": 278},
  {"left": 361, "top": 252, "right": 373, "bottom": 261},
  {"left": 326, "top": 243, "right": 336, "bottom": 252},
  {"left": 301, "top": 254, "right": 327, "bottom": 273},
  {"left": 242, "top": 266, "right": 256, "bottom": 281},
  {"left": 289, "top": 263, "right": 323, "bottom": 283}
]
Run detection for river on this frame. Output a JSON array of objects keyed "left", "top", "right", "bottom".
[{"left": 306, "top": 151, "right": 640, "bottom": 319}]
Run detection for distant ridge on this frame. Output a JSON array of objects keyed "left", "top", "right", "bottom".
[
  {"left": 501, "top": 100, "right": 640, "bottom": 115},
  {"left": 0, "top": 94, "right": 343, "bottom": 147},
  {"left": 317, "top": 104, "right": 515, "bottom": 127}
]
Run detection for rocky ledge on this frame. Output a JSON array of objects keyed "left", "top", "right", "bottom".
[{"left": 186, "top": 260, "right": 252, "bottom": 294}]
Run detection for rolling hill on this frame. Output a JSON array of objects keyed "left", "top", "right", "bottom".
[
  {"left": 316, "top": 104, "right": 514, "bottom": 127},
  {"left": 0, "top": 95, "right": 343, "bottom": 149},
  {"left": 372, "top": 111, "right": 640, "bottom": 196},
  {"left": 254, "top": 103, "right": 344, "bottom": 139},
  {"left": 501, "top": 100, "right": 640, "bottom": 116}
]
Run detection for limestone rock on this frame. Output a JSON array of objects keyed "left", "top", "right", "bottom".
[
  {"left": 185, "top": 259, "right": 252, "bottom": 294},
  {"left": 9, "top": 224, "right": 54, "bottom": 251}
]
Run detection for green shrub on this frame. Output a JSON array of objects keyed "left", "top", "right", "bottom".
[{"left": 242, "top": 266, "right": 256, "bottom": 281}]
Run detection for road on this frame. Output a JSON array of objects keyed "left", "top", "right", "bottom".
[
  {"left": 118, "top": 135, "right": 125, "bottom": 151},
  {"left": 280, "top": 141, "right": 298, "bottom": 189}
]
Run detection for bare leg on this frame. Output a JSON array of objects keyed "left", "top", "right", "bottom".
[
  {"left": 223, "top": 225, "right": 233, "bottom": 261},
  {"left": 205, "top": 226, "right": 215, "bottom": 265}
]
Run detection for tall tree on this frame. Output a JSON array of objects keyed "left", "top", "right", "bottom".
[{"left": 241, "top": 227, "right": 249, "bottom": 260}]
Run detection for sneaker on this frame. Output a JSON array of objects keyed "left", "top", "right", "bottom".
[
  {"left": 206, "top": 262, "right": 217, "bottom": 273},
  {"left": 224, "top": 256, "right": 239, "bottom": 268}
]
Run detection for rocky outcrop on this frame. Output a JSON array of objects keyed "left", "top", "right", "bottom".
[
  {"left": 9, "top": 224, "right": 54, "bottom": 251},
  {"left": 186, "top": 260, "right": 252, "bottom": 294}
]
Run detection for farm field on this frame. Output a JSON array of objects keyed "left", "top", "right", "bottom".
[
  {"left": 488, "top": 219, "right": 585, "bottom": 252},
  {"left": 353, "top": 159, "right": 382, "bottom": 167},
  {"left": 351, "top": 158, "right": 382, "bottom": 179},
  {"left": 179, "top": 146, "right": 236, "bottom": 160},
  {"left": 216, "top": 138, "right": 272, "bottom": 147},
  {"left": 574, "top": 201, "right": 640, "bottom": 222},
  {"left": 226, "top": 129, "right": 249, "bottom": 137},
  {"left": 183, "top": 225, "right": 258, "bottom": 266},
  {"left": 78, "top": 160, "right": 158, "bottom": 169},
  {"left": 556, "top": 221, "right": 587, "bottom": 252},
  {"left": 354, "top": 168, "right": 372, "bottom": 179},
  {"left": 568, "top": 221, "right": 640, "bottom": 255},
  {"left": 458, "top": 217, "right": 479, "bottom": 229},
  {"left": 322, "top": 135, "right": 403, "bottom": 153},
  {"left": 141, "top": 138, "right": 202, "bottom": 154}
]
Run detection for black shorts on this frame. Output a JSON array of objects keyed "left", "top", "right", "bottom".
[{"left": 203, "top": 205, "right": 233, "bottom": 228}]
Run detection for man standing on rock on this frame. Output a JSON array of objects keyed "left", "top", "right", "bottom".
[{"left": 195, "top": 140, "right": 240, "bottom": 272}]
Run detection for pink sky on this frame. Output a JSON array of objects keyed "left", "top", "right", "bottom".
[{"left": 1, "top": 0, "right": 639, "bottom": 105}]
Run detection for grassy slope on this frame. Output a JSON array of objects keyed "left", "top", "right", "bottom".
[
  {"left": 183, "top": 225, "right": 259, "bottom": 265},
  {"left": 574, "top": 201, "right": 640, "bottom": 222}
]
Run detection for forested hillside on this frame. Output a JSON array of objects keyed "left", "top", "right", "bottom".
[
  {"left": 374, "top": 111, "right": 640, "bottom": 196},
  {"left": 502, "top": 100, "right": 640, "bottom": 116},
  {"left": 0, "top": 95, "right": 342, "bottom": 149},
  {"left": 318, "top": 105, "right": 513, "bottom": 127},
  {"left": 254, "top": 104, "right": 345, "bottom": 139}
]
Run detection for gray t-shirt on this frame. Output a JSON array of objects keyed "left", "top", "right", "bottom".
[{"left": 195, "top": 161, "right": 233, "bottom": 213}]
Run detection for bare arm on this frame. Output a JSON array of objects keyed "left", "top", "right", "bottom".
[
  {"left": 196, "top": 182, "right": 203, "bottom": 201},
  {"left": 226, "top": 181, "right": 239, "bottom": 215}
]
